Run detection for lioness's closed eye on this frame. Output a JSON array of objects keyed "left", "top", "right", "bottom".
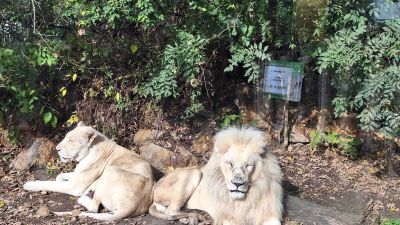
[{"left": 23, "top": 121, "right": 154, "bottom": 221}]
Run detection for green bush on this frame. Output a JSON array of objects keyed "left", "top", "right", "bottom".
[
  {"left": 309, "top": 130, "right": 362, "bottom": 157},
  {"left": 316, "top": 0, "right": 400, "bottom": 138},
  {"left": 0, "top": 44, "right": 61, "bottom": 133},
  {"left": 2, "top": 0, "right": 293, "bottom": 132},
  {"left": 382, "top": 219, "right": 400, "bottom": 225},
  {"left": 220, "top": 114, "right": 243, "bottom": 128},
  {"left": 1, "top": 0, "right": 399, "bottom": 152}
]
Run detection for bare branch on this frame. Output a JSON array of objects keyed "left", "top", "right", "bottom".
[{"left": 31, "top": 0, "right": 36, "bottom": 33}]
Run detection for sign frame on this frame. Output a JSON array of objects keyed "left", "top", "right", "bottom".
[{"left": 262, "top": 60, "right": 305, "bottom": 102}]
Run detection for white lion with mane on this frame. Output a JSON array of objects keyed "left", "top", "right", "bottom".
[{"left": 149, "top": 127, "right": 283, "bottom": 225}]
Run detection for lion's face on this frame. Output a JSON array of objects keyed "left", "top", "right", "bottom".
[
  {"left": 219, "top": 147, "right": 262, "bottom": 200},
  {"left": 55, "top": 122, "right": 97, "bottom": 163}
]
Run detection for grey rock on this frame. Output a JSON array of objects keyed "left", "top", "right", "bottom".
[
  {"left": 133, "top": 129, "right": 163, "bottom": 145},
  {"left": 36, "top": 205, "right": 50, "bottom": 217},
  {"left": 10, "top": 138, "right": 56, "bottom": 171},
  {"left": 140, "top": 143, "right": 198, "bottom": 173},
  {"left": 286, "top": 195, "right": 364, "bottom": 225}
]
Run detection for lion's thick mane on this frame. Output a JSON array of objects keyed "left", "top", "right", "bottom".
[{"left": 197, "top": 127, "right": 283, "bottom": 225}]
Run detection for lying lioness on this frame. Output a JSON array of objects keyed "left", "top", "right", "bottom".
[{"left": 23, "top": 122, "right": 154, "bottom": 220}]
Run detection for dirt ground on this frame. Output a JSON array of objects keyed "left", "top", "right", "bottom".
[
  {"left": 275, "top": 142, "right": 400, "bottom": 221},
  {"left": 1, "top": 135, "right": 400, "bottom": 224}
]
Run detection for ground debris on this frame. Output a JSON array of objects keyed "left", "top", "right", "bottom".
[{"left": 36, "top": 205, "right": 50, "bottom": 217}]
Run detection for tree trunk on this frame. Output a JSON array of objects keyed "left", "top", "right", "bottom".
[
  {"left": 386, "top": 140, "right": 398, "bottom": 176},
  {"left": 281, "top": 100, "right": 290, "bottom": 150},
  {"left": 279, "top": 55, "right": 292, "bottom": 151},
  {"left": 317, "top": 70, "right": 332, "bottom": 132},
  {"left": 298, "top": 56, "right": 314, "bottom": 119}
]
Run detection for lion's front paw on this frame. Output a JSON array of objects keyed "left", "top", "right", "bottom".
[
  {"left": 262, "top": 218, "right": 281, "bottom": 225},
  {"left": 179, "top": 217, "right": 198, "bottom": 225},
  {"left": 23, "top": 181, "right": 42, "bottom": 192},
  {"left": 56, "top": 174, "right": 67, "bottom": 181}
]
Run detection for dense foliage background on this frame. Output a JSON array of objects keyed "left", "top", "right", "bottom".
[{"left": 0, "top": 0, "right": 399, "bottom": 146}]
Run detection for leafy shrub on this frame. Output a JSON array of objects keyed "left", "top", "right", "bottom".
[
  {"left": 316, "top": 0, "right": 400, "bottom": 138},
  {"left": 309, "top": 130, "right": 362, "bottom": 157},
  {"left": 57, "top": 0, "right": 281, "bottom": 119},
  {"left": 0, "top": 43, "right": 61, "bottom": 135},
  {"left": 139, "top": 31, "right": 207, "bottom": 117},
  {"left": 382, "top": 219, "right": 400, "bottom": 225},
  {"left": 1, "top": 0, "right": 303, "bottom": 139},
  {"left": 220, "top": 114, "right": 243, "bottom": 129}
]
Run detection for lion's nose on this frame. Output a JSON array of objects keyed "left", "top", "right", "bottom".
[
  {"left": 232, "top": 175, "right": 245, "bottom": 187},
  {"left": 232, "top": 181, "right": 245, "bottom": 188}
]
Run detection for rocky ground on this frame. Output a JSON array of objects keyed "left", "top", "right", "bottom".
[
  {"left": 278, "top": 143, "right": 400, "bottom": 224},
  {"left": 0, "top": 124, "right": 399, "bottom": 225}
]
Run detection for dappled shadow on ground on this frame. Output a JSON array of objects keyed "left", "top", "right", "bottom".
[{"left": 275, "top": 143, "right": 400, "bottom": 220}]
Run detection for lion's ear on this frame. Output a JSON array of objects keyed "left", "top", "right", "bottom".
[
  {"left": 214, "top": 141, "right": 230, "bottom": 154},
  {"left": 214, "top": 128, "right": 235, "bottom": 153},
  {"left": 251, "top": 160, "right": 263, "bottom": 181},
  {"left": 77, "top": 121, "right": 86, "bottom": 127}
]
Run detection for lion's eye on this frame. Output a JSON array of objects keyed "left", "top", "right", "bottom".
[
  {"left": 246, "top": 164, "right": 254, "bottom": 168},
  {"left": 225, "top": 161, "right": 233, "bottom": 168}
]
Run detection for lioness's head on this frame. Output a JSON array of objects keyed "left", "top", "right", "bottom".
[
  {"left": 214, "top": 127, "right": 266, "bottom": 200},
  {"left": 55, "top": 121, "right": 99, "bottom": 163}
]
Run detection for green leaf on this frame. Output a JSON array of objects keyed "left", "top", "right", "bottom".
[
  {"left": 231, "top": 28, "right": 237, "bottom": 36},
  {"left": 51, "top": 116, "right": 57, "bottom": 128},
  {"left": 60, "top": 87, "right": 67, "bottom": 96},
  {"left": 43, "top": 112, "right": 52, "bottom": 124},
  {"left": 3, "top": 49, "right": 14, "bottom": 56},
  {"left": 115, "top": 92, "right": 121, "bottom": 102},
  {"left": 130, "top": 44, "right": 139, "bottom": 54}
]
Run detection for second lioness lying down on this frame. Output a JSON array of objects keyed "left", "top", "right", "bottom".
[{"left": 23, "top": 122, "right": 154, "bottom": 220}]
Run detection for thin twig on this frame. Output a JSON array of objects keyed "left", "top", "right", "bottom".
[
  {"left": 206, "top": 26, "right": 231, "bottom": 43},
  {"left": 31, "top": 0, "right": 36, "bottom": 34}
]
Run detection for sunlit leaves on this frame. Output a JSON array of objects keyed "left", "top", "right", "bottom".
[
  {"left": 225, "top": 43, "right": 270, "bottom": 82},
  {"left": 59, "top": 87, "right": 67, "bottom": 96},
  {"left": 35, "top": 47, "right": 58, "bottom": 66},
  {"left": 316, "top": 1, "right": 400, "bottom": 138},
  {"left": 130, "top": 44, "right": 138, "bottom": 54},
  {"left": 67, "top": 114, "right": 79, "bottom": 125}
]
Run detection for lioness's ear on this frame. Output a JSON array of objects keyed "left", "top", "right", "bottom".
[
  {"left": 85, "top": 128, "right": 98, "bottom": 146},
  {"left": 77, "top": 121, "right": 86, "bottom": 127}
]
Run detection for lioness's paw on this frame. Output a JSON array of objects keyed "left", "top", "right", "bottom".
[
  {"left": 56, "top": 174, "right": 66, "bottom": 181},
  {"left": 23, "top": 181, "right": 42, "bottom": 191},
  {"left": 77, "top": 195, "right": 92, "bottom": 209}
]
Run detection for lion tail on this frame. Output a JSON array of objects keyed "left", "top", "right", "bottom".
[
  {"left": 53, "top": 210, "right": 132, "bottom": 221},
  {"left": 52, "top": 211, "right": 73, "bottom": 216},
  {"left": 148, "top": 203, "right": 200, "bottom": 221}
]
